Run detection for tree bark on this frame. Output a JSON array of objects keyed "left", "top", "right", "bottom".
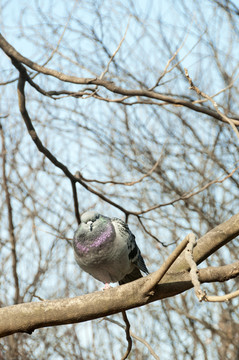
[{"left": 1, "top": 213, "right": 239, "bottom": 338}]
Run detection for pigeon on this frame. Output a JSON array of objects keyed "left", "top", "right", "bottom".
[{"left": 73, "top": 211, "right": 149, "bottom": 287}]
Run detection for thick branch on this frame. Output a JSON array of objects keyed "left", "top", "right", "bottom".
[
  {"left": 0, "top": 212, "right": 239, "bottom": 338},
  {"left": 0, "top": 261, "right": 238, "bottom": 338},
  {"left": 169, "top": 212, "right": 239, "bottom": 273}
]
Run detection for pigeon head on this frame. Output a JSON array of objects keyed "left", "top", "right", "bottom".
[
  {"left": 81, "top": 211, "right": 100, "bottom": 224},
  {"left": 79, "top": 211, "right": 109, "bottom": 232}
]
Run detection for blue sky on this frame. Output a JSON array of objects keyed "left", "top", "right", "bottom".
[{"left": 1, "top": 1, "right": 239, "bottom": 358}]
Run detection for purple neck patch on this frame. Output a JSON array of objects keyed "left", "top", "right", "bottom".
[{"left": 76, "top": 222, "right": 114, "bottom": 254}]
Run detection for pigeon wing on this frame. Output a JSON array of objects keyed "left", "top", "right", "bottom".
[{"left": 112, "top": 218, "right": 149, "bottom": 284}]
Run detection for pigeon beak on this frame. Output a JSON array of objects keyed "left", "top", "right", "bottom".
[{"left": 89, "top": 221, "right": 93, "bottom": 231}]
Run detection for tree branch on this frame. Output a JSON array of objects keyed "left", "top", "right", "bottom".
[
  {"left": 104, "top": 317, "right": 160, "bottom": 360},
  {"left": 0, "top": 261, "right": 239, "bottom": 339},
  {"left": 1, "top": 34, "right": 239, "bottom": 125},
  {"left": 0, "top": 124, "right": 20, "bottom": 304},
  {"left": 0, "top": 212, "right": 239, "bottom": 338},
  {"left": 185, "top": 68, "right": 239, "bottom": 140},
  {"left": 121, "top": 310, "right": 132, "bottom": 360},
  {"left": 14, "top": 64, "right": 130, "bottom": 218}
]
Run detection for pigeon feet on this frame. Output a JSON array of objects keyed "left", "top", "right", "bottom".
[{"left": 102, "top": 283, "right": 111, "bottom": 290}]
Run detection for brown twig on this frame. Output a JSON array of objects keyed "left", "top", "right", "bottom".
[
  {"left": 99, "top": 17, "right": 131, "bottom": 80},
  {"left": 104, "top": 317, "right": 160, "bottom": 360},
  {"left": 137, "top": 216, "right": 162, "bottom": 244},
  {"left": 7, "top": 63, "right": 239, "bottom": 223},
  {"left": 185, "top": 68, "right": 239, "bottom": 140},
  {"left": 1, "top": 34, "right": 239, "bottom": 125},
  {"left": 121, "top": 310, "right": 132, "bottom": 360},
  {"left": 78, "top": 154, "right": 163, "bottom": 186},
  {"left": 185, "top": 233, "right": 239, "bottom": 303},
  {"left": 142, "top": 234, "right": 190, "bottom": 295},
  {"left": 80, "top": 159, "right": 238, "bottom": 191},
  {"left": 14, "top": 66, "right": 131, "bottom": 219},
  {"left": 40, "top": 0, "right": 78, "bottom": 69},
  {"left": 132, "top": 165, "right": 239, "bottom": 215},
  {"left": 0, "top": 124, "right": 20, "bottom": 304},
  {"left": 15, "top": 69, "right": 80, "bottom": 224},
  {"left": 149, "top": 30, "right": 190, "bottom": 91}
]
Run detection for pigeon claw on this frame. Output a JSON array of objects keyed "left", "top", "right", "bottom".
[{"left": 102, "top": 283, "right": 111, "bottom": 290}]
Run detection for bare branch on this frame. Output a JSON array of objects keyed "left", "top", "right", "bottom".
[
  {"left": 104, "top": 317, "right": 160, "bottom": 360},
  {"left": 204, "top": 289, "right": 239, "bottom": 302},
  {"left": 40, "top": 0, "right": 78, "bottom": 69},
  {"left": 1, "top": 34, "right": 239, "bottom": 125},
  {"left": 171, "top": 212, "right": 239, "bottom": 273},
  {"left": 121, "top": 311, "right": 132, "bottom": 360},
  {"left": 185, "top": 233, "right": 206, "bottom": 301},
  {"left": 14, "top": 66, "right": 130, "bottom": 217},
  {"left": 142, "top": 233, "right": 190, "bottom": 295},
  {"left": 1, "top": 259, "right": 239, "bottom": 338},
  {"left": 79, "top": 152, "right": 163, "bottom": 186},
  {"left": 185, "top": 233, "right": 239, "bottom": 303},
  {"left": 132, "top": 165, "right": 239, "bottom": 215},
  {"left": 0, "top": 124, "right": 20, "bottom": 304},
  {"left": 100, "top": 17, "right": 131, "bottom": 80},
  {"left": 137, "top": 216, "right": 162, "bottom": 244},
  {"left": 185, "top": 68, "right": 239, "bottom": 140}
]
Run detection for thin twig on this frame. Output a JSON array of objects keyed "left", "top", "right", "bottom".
[
  {"left": 121, "top": 310, "right": 132, "bottom": 360},
  {"left": 99, "top": 17, "right": 131, "bottom": 80},
  {"left": 104, "top": 317, "right": 160, "bottom": 360},
  {"left": 149, "top": 39, "right": 186, "bottom": 91},
  {"left": 13, "top": 65, "right": 131, "bottom": 217},
  {"left": 41, "top": 0, "right": 78, "bottom": 68},
  {"left": 192, "top": 73, "right": 239, "bottom": 105},
  {"left": 185, "top": 68, "right": 239, "bottom": 140},
  {"left": 137, "top": 216, "right": 162, "bottom": 244},
  {"left": 79, "top": 152, "right": 163, "bottom": 187},
  {"left": 1, "top": 34, "right": 239, "bottom": 125},
  {"left": 132, "top": 165, "right": 239, "bottom": 215},
  {"left": 185, "top": 233, "right": 239, "bottom": 303},
  {"left": 142, "top": 234, "right": 190, "bottom": 295},
  {"left": 149, "top": 26, "right": 206, "bottom": 91},
  {"left": 78, "top": 150, "right": 238, "bottom": 191},
  {"left": 205, "top": 289, "right": 239, "bottom": 302},
  {"left": 0, "top": 124, "right": 20, "bottom": 304}
]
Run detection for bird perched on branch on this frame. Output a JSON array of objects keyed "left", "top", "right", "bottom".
[{"left": 73, "top": 211, "right": 149, "bottom": 287}]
